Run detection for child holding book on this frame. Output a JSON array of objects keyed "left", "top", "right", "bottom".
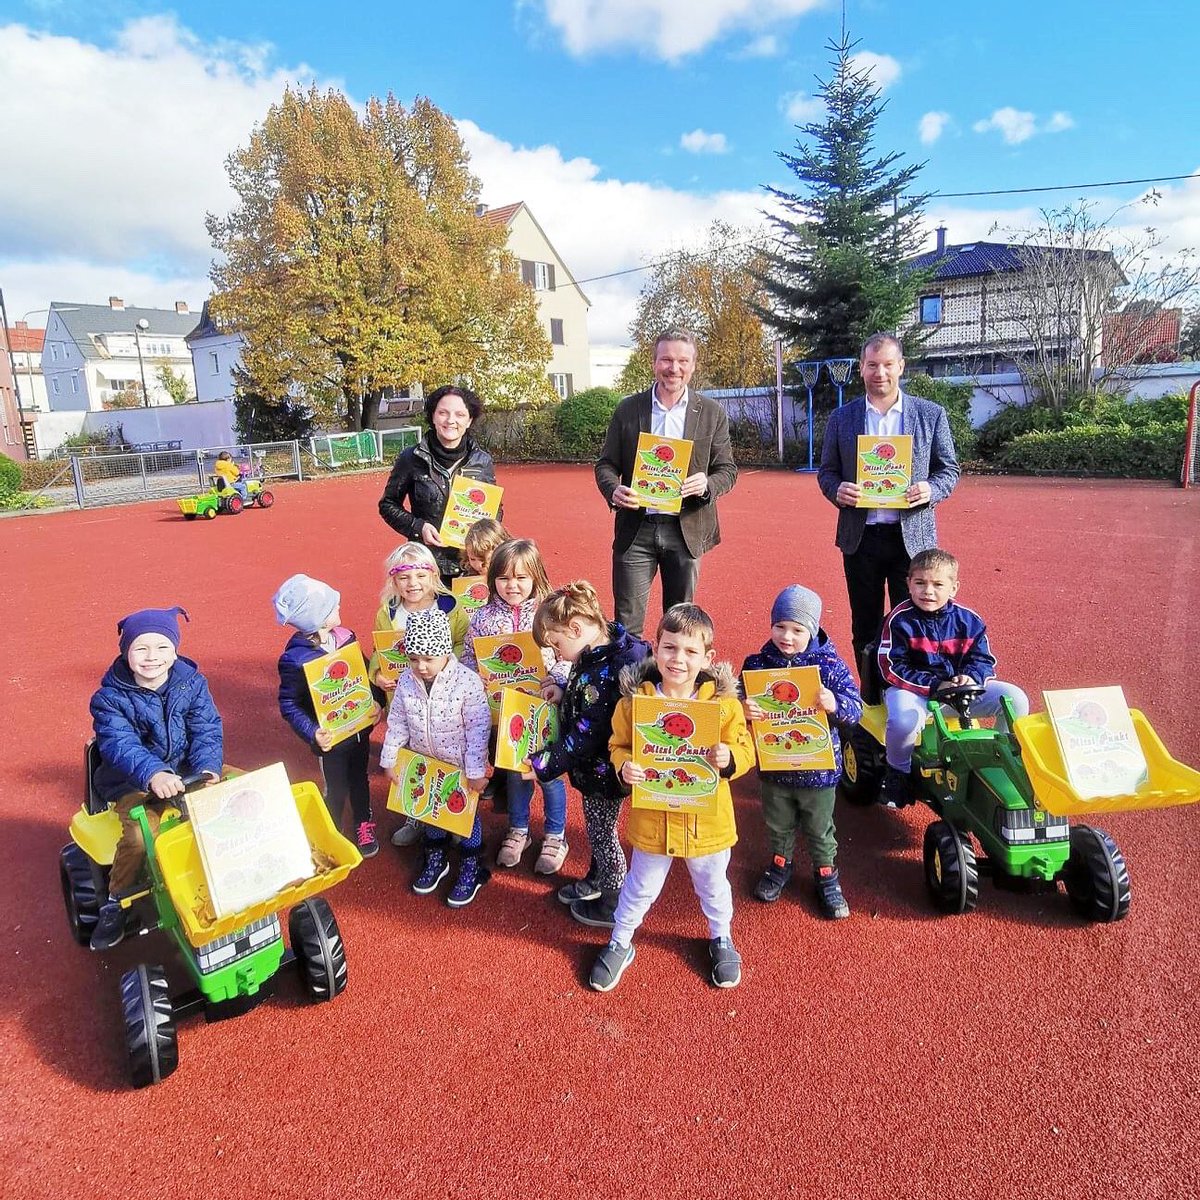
[
  {"left": 877, "top": 548, "right": 1029, "bottom": 807},
  {"left": 462, "top": 538, "right": 571, "bottom": 875},
  {"left": 88, "top": 605, "right": 224, "bottom": 951},
  {"left": 530, "top": 581, "right": 652, "bottom": 926},
  {"left": 380, "top": 609, "right": 493, "bottom": 906},
  {"left": 740, "top": 585, "right": 862, "bottom": 918},
  {"left": 274, "top": 574, "right": 382, "bottom": 857},
  {"left": 591, "top": 603, "right": 755, "bottom": 992}
]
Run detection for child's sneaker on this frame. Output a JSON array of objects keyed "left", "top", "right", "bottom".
[
  {"left": 89, "top": 898, "right": 126, "bottom": 952},
  {"left": 412, "top": 848, "right": 449, "bottom": 894},
  {"left": 570, "top": 891, "right": 618, "bottom": 928},
  {"left": 814, "top": 866, "right": 850, "bottom": 919},
  {"left": 355, "top": 821, "right": 379, "bottom": 858},
  {"left": 753, "top": 855, "right": 793, "bottom": 902},
  {"left": 534, "top": 833, "right": 569, "bottom": 875},
  {"left": 557, "top": 876, "right": 601, "bottom": 905},
  {"left": 496, "top": 827, "right": 531, "bottom": 868},
  {"left": 447, "top": 855, "right": 490, "bottom": 908},
  {"left": 589, "top": 941, "right": 635, "bottom": 992},
  {"left": 708, "top": 937, "right": 742, "bottom": 988},
  {"left": 391, "top": 817, "right": 422, "bottom": 847},
  {"left": 881, "top": 765, "right": 914, "bottom": 808}
]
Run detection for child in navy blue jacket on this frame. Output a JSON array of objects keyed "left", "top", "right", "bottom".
[
  {"left": 740, "top": 585, "right": 862, "bottom": 919},
  {"left": 88, "top": 605, "right": 223, "bottom": 951},
  {"left": 530, "top": 581, "right": 651, "bottom": 927},
  {"left": 274, "top": 574, "right": 382, "bottom": 857}
]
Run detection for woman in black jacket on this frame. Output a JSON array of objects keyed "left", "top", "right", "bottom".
[{"left": 378, "top": 385, "right": 498, "bottom": 583}]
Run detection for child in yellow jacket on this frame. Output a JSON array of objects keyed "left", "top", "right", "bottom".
[{"left": 590, "top": 603, "right": 755, "bottom": 993}]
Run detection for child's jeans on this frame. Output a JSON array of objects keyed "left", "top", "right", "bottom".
[
  {"left": 885, "top": 680, "right": 1030, "bottom": 771},
  {"left": 506, "top": 772, "right": 567, "bottom": 836},
  {"left": 611, "top": 847, "right": 733, "bottom": 949}
]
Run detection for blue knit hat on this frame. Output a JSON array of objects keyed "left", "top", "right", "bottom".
[
  {"left": 770, "top": 585, "right": 821, "bottom": 639},
  {"left": 118, "top": 606, "right": 189, "bottom": 655},
  {"left": 273, "top": 575, "right": 340, "bottom": 634}
]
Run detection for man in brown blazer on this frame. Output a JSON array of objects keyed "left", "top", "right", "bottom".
[{"left": 595, "top": 328, "right": 738, "bottom": 636}]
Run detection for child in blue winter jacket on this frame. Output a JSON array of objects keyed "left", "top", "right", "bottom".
[
  {"left": 740, "top": 585, "right": 862, "bottom": 919},
  {"left": 88, "top": 605, "right": 223, "bottom": 951},
  {"left": 274, "top": 574, "right": 382, "bottom": 857}
]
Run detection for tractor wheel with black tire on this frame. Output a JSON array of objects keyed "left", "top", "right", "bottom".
[
  {"left": 120, "top": 964, "right": 178, "bottom": 1088},
  {"left": 1063, "top": 826, "right": 1131, "bottom": 923},
  {"left": 838, "top": 725, "right": 884, "bottom": 805},
  {"left": 289, "top": 897, "right": 347, "bottom": 1001},
  {"left": 256, "top": 490, "right": 275, "bottom": 508},
  {"left": 225, "top": 494, "right": 244, "bottom": 515},
  {"left": 923, "top": 820, "right": 980, "bottom": 914},
  {"left": 203, "top": 506, "right": 217, "bottom": 520},
  {"left": 60, "top": 843, "right": 101, "bottom": 945},
  {"left": 183, "top": 513, "right": 197, "bottom": 521}
]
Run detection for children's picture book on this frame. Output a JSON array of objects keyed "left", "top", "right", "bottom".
[
  {"left": 474, "top": 631, "right": 544, "bottom": 720},
  {"left": 495, "top": 687, "right": 560, "bottom": 771},
  {"left": 372, "top": 629, "right": 408, "bottom": 684},
  {"left": 742, "top": 666, "right": 836, "bottom": 772},
  {"left": 1043, "top": 686, "right": 1150, "bottom": 800},
  {"left": 302, "top": 642, "right": 375, "bottom": 746},
  {"left": 438, "top": 478, "right": 504, "bottom": 549},
  {"left": 187, "top": 763, "right": 314, "bottom": 919},
  {"left": 629, "top": 432, "right": 693, "bottom": 513},
  {"left": 630, "top": 694, "right": 721, "bottom": 813},
  {"left": 856, "top": 434, "right": 913, "bottom": 509},
  {"left": 385, "top": 748, "right": 478, "bottom": 838},
  {"left": 451, "top": 575, "right": 490, "bottom": 616}
]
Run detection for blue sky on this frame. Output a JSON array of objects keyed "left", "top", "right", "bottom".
[{"left": 1, "top": 0, "right": 1197, "bottom": 344}]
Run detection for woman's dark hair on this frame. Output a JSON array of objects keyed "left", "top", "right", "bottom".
[{"left": 425, "top": 385, "right": 483, "bottom": 425}]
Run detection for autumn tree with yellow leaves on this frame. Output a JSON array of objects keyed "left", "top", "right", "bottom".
[{"left": 207, "top": 88, "right": 553, "bottom": 430}]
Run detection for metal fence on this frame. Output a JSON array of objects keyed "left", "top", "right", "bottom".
[{"left": 307, "top": 427, "right": 420, "bottom": 468}]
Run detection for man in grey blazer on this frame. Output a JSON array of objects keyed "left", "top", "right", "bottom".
[
  {"left": 818, "top": 333, "right": 960, "bottom": 672},
  {"left": 595, "top": 328, "right": 738, "bottom": 637}
]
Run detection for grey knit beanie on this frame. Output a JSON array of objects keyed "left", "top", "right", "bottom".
[{"left": 770, "top": 584, "right": 821, "bottom": 639}]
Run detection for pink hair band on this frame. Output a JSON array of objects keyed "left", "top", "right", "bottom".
[{"left": 389, "top": 563, "right": 433, "bottom": 576}]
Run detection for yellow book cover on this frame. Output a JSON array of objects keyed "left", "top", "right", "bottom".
[
  {"left": 856, "top": 434, "right": 913, "bottom": 509},
  {"left": 630, "top": 694, "right": 721, "bottom": 813},
  {"left": 1043, "top": 686, "right": 1150, "bottom": 800},
  {"left": 372, "top": 629, "right": 408, "bottom": 684},
  {"left": 474, "top": 631, "right": 544, "bottom": 720},
  {"left": 385, "top": 748, "right": 478, "bottom": 838},
  {"left": 629, "top": 433, "right": 693, "bottom": 513},
  {"left": 302, "top": 642, "right": 375, "bottom": 747},
  {"left": 742, "top": 666, "right": 836, "bottom": 772},
  {"left": 439, "top": 478, "right": 503, "bottom": 549},
  {"left": 451, "top": 575, "right": 490, "bottom": 615},
  {"left": 495, "top": 688, "right": 561, "bottom": 771}
]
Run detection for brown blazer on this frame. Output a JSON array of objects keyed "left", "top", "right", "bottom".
[{"left": 594, "top": 388, "right": 738, "bottom": 558}]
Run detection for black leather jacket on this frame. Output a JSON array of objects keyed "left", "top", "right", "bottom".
[{"left": 378, "top": 432, "right": 497, "bottom": 578}]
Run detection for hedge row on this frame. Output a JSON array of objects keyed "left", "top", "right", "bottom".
[{"left": 998, "top": 423, "right": 1186, "bottom": 478}]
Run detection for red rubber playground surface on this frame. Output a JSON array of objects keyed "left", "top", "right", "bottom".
[{"left": 4, "top": 467, "right": 1199, "bottom": 1199}]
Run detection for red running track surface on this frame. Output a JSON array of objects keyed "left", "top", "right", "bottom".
[{"left": 3, "top": 468, "right": 1199, "bottom": 1199}]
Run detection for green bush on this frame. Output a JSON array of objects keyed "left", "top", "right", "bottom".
[
  {"left": 998, "top": 423, "right": 1186, "bottom": 478},
  {"left": 902, "top": 373, "right": 977, "bottom": 461},
  {"left": 0, "top": 455, "right": 20, "bottom": 497},
  {"left": 554, "top": 388, "right": 621, "bottom": 459},
  {"left": 975, "top": 402, "right": 1064, "bottom": 461}
]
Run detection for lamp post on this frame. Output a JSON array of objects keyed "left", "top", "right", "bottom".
[{"left": 134, "top": 318, "right": 151, "bottom": 407}]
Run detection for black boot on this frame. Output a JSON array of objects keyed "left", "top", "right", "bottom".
[
  {"left": 90, "top": 898, "right": 126, "bottom": 951},
  {"left": 570, "top": 888, "right": 619, "bottom": 928},
  {"left": 814, "top": 867, "right": 850, "bottom": 919}
]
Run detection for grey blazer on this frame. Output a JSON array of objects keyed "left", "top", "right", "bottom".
[
  {"left": 595, "top": 388, "right": 738, "bottom": 559},
  {"left": 817, "top": 393, "right": 960, "bottom": 556}
]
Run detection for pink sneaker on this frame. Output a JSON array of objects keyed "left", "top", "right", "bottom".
[{"left": 496, "top": 827, "right": 531, "bottom": 868}]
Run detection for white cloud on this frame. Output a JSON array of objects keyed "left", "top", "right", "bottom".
[
  {"left": 680, "top": 129, "right": 730, "bottom": 154},
  {"left": 530, "top": 0, "right": 822, "bottom": 61},
  {"left": 918, "top": 111, "right": 951, "bottom": 145},
  {"left": 781, "top": 91, "right": 824, "bottom": 124},
  {"left": 1045, "top": 110, "right": 1075, "bottom": 133},
  {"left": 737, "top": 34, "right": 780, "bottom": 58},
  {"left": 973, "top": 107, "right": 1077, "bottom": 145},
  {"left": 848, "top": 50, "right": 901, "bottom": 91}
]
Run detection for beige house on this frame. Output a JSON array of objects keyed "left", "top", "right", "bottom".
[{"left": 482, "top": 202, "right": 591, "bottom": 397}]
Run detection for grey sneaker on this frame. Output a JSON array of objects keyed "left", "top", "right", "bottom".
[
  {"left": 557, "top": 876, "right": 601, "bottom": 905},
  {"left": 570, "top": 891, "right": 618, "bottom": 928},
  {"left": 391, "top": 817, "right": 422, "bottom": 847},
  {"left": 534, "top": 833, "right": 569, "bottom": 875},
  {"left": 709, "top": 937, "right": 742, "bottom": 988},
  {"left": 496, "top": 827, "right": 532, "bottom": 868},
  {"left": 589, "top": 941, "right": 635, "bottom": 992}
]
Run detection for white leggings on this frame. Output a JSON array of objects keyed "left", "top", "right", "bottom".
[
  {"left": 885, "top": 680, "right": 1029, "bottom": 771},
  {"left": 611, "top": 847, "right": 733, "bottom": 948}
]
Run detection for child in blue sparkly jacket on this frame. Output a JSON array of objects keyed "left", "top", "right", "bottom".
[
  {"left": 531, "top": 581, "right": 651, "bottom": 927},
  {"left": 740, "top": 585, "right": 862, "bottom": 919}
]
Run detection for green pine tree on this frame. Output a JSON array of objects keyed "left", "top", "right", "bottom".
[{"left": 756, "top": 29, "right": 930, "bottom": 364}]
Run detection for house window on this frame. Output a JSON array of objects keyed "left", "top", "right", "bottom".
[
  {"left": 920, "top": 295, "right": 943, "bottom": 325},
  {"left": 71, "top": 375, "right": 79, "bottom": 393},
  {"left": 50, "top": 344, "right": 59, "bottom": 362},
  {"left": 53, "top": 378, "right": 60, "bottom": 394},
  {"left": 550, "top": 318, "right": 564, "bottom": 346},
  {"left": 522, "top": 259, "right": 556, "bottom": 291},
  {"left": 209, "top": 351, "right": 220, "bottom": 375},
  {"left": 550, "top": 372, "right": 573, "bottom": 399}
]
